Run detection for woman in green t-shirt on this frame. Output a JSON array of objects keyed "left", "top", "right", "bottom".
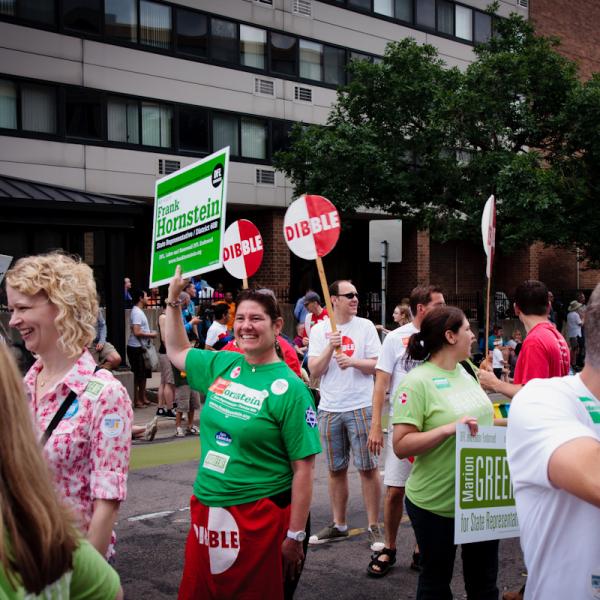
[
  {"left": 392, "top": 306, "right": 498, "bottom": 600},
  {"left": 0, "top": 343, "right": 122, "bottom": 600},
  {"left": 165, "top": 266, "right": 321, "bottom": 600}
]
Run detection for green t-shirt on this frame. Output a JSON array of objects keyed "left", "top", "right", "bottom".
[
  {"left": 186, "top": 349, "right": 322, "bottom": 506},
  {"left": 392, "top": 361, "right": 493, "bottom": 518},
  {"left": 0, "top": 539, "right": 120, "bottom": 600}
]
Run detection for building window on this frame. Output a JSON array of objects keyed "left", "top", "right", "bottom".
[
  {"left": 19, "top": 0, "right": 55, "bottom": 24},
  {"left": 176, "top": 9, "right": 207, "bottom": 58},
  {"left": 437, "top": 0, "right": 454, "bottom": 35},
  {"left": 105, "top": 0, "right": 137, "bottom": 43},
  {"left": 272, "top": 120, "right": 293, "bottom": 154},
  {"left": 211, "top": 18, "right": 238, "bottom": 64},
  {"left": 240, "top": 25, "right": 266, "bottom": 69},
  {"left": 241, "top": 117, "right": 267, "bottom": 159},
  {"left": 300, "top": 40, "right": 323, "bottom": 81},
  {"left": 107, "top": 96, "right": 139, "bottom": 143},
  {"left": 141, "top": 102, "right": 172, "bottom": 147},
  {"left": 178, "top": 106, "right": 209, "bottom": 152},
  {"left": 140, "top": 0, "right": 171, "bottom": 49},
  {"left": 394, "top": 0, "right": 412, "bottom": 22},
  {"left": 270, "top": 33, "right": 298, "bottom": 76},
  {"left": 474, "top": 11, "right": 492, "bottom": 44},
  {"left": 21, "top": 83, "right": 56, "bottom": 133},
  {"left": 455, "top": 4, "right": 472, "bottom": 40},
  {"left": 324, "top": 46, "right": 345, "bottom": 86},
  {"left": 0, "top": 0, "right": 15, "bottom": 16},
  {"left": 374, "top": 0, "right": 392, "bottom": 17},
  {"left": 65, "top": 89, "right": 102, "bottom": 139},
  {"left": 348, "top": 0, "right": 370, "bottom": 10},
  {"left": 62, "top": 0, "right": 102, "bottom": 35},
  {"left": 0, "top": 79, "right": 17, "bottom": 129},
  {"left": 415, "top": 0, "right": 435, "bottom": 29},
  {"left": 213, "top": 113, "right": 239, "bottom": 155}
]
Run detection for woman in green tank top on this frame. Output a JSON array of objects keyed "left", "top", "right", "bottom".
[{"left": 392, "top": 306, "right": 499, "bottom": 600}]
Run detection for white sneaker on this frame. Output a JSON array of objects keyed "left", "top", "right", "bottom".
[
  {"left": 143, "top": 417, "right": 158, "bottom": 441},
  {"left": 175, "top": 426, "right": 185, "bottom": 438}
]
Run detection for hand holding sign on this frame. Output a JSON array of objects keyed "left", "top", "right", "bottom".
[
  {"left": 223, "top": 219, "right": 263, "bottom": 289},
  {"left": 284, "top": 194, "right": 341, "bottom": 334}
]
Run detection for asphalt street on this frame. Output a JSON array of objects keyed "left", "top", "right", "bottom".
[{"left": 115, "top": 426, "right": 525, "bottom": 600}]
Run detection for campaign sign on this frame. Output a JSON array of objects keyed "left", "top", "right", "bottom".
[
  {"left": 454, "top": 425, "right": 519, "bottom": 544},
  {"left": 283, "top": 195, "right": 340, "bottom": 260},
  {"left": 222, "top": 220, "right": 263, "bottom": 280},
  {"left": 150, "top": 148, "right": 229, "bottom": 287}
]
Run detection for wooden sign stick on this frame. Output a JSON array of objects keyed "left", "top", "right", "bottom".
[
  {"left": 315, "top": 256, "right": 337, "bottom": 334},
  {"left": 242, "top": 277, "right": 248, "bottom": 290},
  {"left": 484, "top": 274, "right": 492, "bottom": 364}
]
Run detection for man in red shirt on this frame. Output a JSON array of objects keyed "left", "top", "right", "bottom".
[
  {"left": 303, "top": 291, "right": 329, "bottom": 341},
  {"left": 480, "top": 280, "right": 570, "bottom": 397},
  {"left": 480, "top": 280, "right": 569, "bottom": 600}
]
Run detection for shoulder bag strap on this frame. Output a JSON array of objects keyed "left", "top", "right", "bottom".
[{"left": 40, "top": 366, "right": 101, "bottom": 447}]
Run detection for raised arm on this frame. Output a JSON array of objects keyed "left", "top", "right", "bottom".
[{"left": 165, "top": 266, "right": 192, "bottom": 371}]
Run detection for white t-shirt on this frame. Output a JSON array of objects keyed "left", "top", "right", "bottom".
[
  {"left": 376, "top": 322, "right": 420, "bottom": 416},
  {"left": 506, "top": 374, "right": 600, "bottom": 600},
  {"left": 127, "top": 305, "right": 150, "bottom": 347},
  {"left": 492, "top": 347, "right": 504, "bottom": 369},
  {"left": 567, "top": 310, "right": 582, "bottom": 338},
  {"left": 205, "top": 321, "right": 228, "bottom": 347},
  {"left": 308, "top": 316, "right": 381, "bottom": 412}
]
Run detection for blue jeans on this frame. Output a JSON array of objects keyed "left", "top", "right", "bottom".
[{"left": 406, "top": 497, "right": 499, "bottom": 600}]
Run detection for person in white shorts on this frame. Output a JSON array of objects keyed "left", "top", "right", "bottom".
[
  {"left": 506, "top": 281, "right": 600, "bottom": 600},
  {"left": 366, "top": 285, "right": 445, "bottom": 577}
]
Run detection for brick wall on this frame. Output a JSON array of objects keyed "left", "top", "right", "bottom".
[
  {"left": 247, "top": 210, "right": 290, "bottom": 293},
  {"left": 430, "top": 239, "right": 486, "bottom": 293},
  {"left": 531, "top": 0, "right": 600, "bottom": 80}
]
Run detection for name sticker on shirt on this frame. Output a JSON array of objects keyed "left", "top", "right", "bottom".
[
  {"left": 590, "top": 568, "right": 600, "bottom": 599},
  {"left": 85, "top": 379, "right": 106, "bottom": 400},
  {"left": 101, "top": 413, "right": 124, "bottom": 438},
  {"left": 433, "top": 377, "right": 451, "bottom": 389},
  {"left": 271, "top": 378, "right": 289, "bottom": 395},
  {"left": 579, "top": 397, "right": 600, "bottom": 424},
  {"left": 203, "top": 450, "right": 230, "bottom": 474}
]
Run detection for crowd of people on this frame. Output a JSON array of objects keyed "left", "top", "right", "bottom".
[{"left": 1, "top": 248, "right": 599, "bottom": 600}]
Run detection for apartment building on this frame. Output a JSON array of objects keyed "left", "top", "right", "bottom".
[{"left": 0, "top": 0, "right": 529, "bottom": 298}]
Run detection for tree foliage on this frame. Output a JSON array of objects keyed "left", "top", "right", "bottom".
[{"left": 274, "top": 8, "right": 600, "bottom": 262}]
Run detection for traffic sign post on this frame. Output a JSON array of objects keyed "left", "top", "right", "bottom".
[
  {"left": 222, "top": 219, "right": 264, "bottom": 289},
  {"left": 369, "top": 220, "right": 402, "bottom": 331},
  {"left": 283, "top": 194, "right": 341, "bottom": 333}
]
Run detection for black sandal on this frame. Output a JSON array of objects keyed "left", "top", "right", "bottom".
[
  {"left": 367, "top": 547, "right": 396, "bottom": 577},
  {"left": 410, "top": 551, "right": 422, "bottom": 572}
]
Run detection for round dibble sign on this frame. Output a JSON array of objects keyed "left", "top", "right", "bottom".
[
  {"left": 222, "top": 219, "right": 263, "bottom": 279},
  {"left": 283, "top": 195, "right": 341, "bottom": 260}
]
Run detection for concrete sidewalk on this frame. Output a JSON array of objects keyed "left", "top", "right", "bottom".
[{"left": 132, "top": 372, "right": 201, "bottom": 442}]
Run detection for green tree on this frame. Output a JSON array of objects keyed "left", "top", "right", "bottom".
[{"left": 274, "top": 8, "right": 600, "bottom": 261}]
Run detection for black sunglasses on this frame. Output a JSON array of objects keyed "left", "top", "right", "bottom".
[{"left": 337, "top": 292, "right": 359, "bottom": 299}]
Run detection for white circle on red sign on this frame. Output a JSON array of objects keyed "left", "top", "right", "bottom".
[
  {"left": 207, "top": 506, "right": 241, "bottom": 575},
  {"left": 283, "top": 195, "right": 340, "bottom": 260},
  {"left": 223, "top": 219, "right": 264, "bottom": 279}
]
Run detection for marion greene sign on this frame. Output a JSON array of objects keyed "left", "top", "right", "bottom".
[
  {"left": 283, "top": 194, "right": 340, "bottom": 260},
  {"left": 454, "top": 424, "right": 519, "bottom": 544},
  {"left": 150, "top": 148, "right": 229, "bottom": 287},
  {"left": 222, "top": 219, "right": 263, "bottom": 280}
]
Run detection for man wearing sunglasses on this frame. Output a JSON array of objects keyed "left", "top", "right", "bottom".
[{"left": 307, "top": 280, "right": 383, "bottom": 546}]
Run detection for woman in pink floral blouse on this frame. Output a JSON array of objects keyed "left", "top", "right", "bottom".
[{"left": 6, "top": 251, "right": 132, "bottom": 560}]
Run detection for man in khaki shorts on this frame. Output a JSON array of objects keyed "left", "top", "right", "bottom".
[{"left": 88, "top": 309, "right": 121, "bottom": 370}]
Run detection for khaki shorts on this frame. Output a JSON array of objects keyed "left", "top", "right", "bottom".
[
  {"left": 175, "top": 385, "right": 202, "bottom": 412},
  {"left": 88, "top": 341, "right": 117, "bottom": 365},
  {"left": 159, "top": 353, "right": 175, "bottom": 385}
]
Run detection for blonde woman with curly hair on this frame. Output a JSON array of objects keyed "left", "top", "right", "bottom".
[
  {"left": 0, "top": 342, "right": 123, "bottom": 599},
  {"left": 6, "top": 251, "right": 132, "bottom": 560}
]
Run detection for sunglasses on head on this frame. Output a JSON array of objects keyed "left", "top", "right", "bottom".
[{"left": 337, "top": 292, "right": 359, "bottom": 299}]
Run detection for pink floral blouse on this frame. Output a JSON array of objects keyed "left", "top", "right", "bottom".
[{"left": 24, "top": 349, "right": 132, "bottom": 558}]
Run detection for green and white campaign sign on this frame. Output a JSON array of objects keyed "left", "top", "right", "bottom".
[
  {"left": 454, "top": 424, "right": 519, "bottom": 544},
  {"left": 150, "top": 148, "right": 229, "bottom": 287}
]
